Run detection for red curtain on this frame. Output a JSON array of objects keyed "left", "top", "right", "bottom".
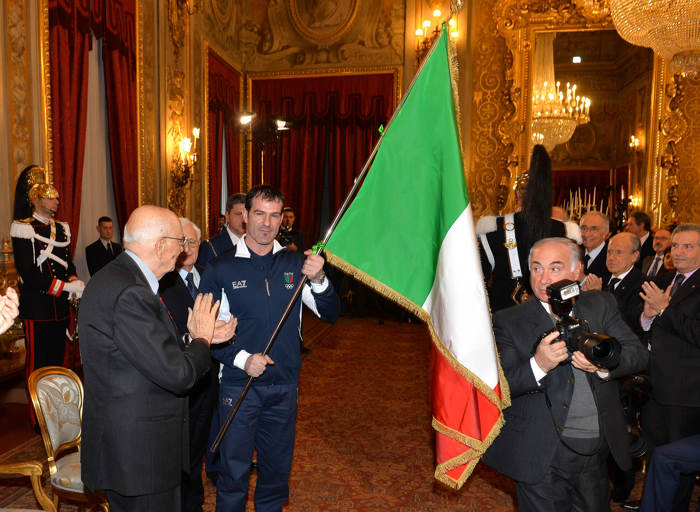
[
  {"left": 251, "top": 74, "right": 394, "bottom": 243},
  {"left": 208, "top": 51, "right": 240, "bottom": 235},
  {"left": 93, "top": 0, "right": 138, "bottom": 232},
  {"left": 49, "top": 0, "right": 91, "bottom": 252}
]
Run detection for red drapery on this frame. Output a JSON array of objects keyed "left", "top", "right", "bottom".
[
  {"left": 251, "top": 74, "right": 394, "bottom": 243},
  {"left": 49, "top": 0, "right": 91, "bottom": 252},
  {"left": 208, "top": 51, "right": 240, "bottom": 235},
  {"left": 93, "top": 0, "right": 138, "bottom": 232}
]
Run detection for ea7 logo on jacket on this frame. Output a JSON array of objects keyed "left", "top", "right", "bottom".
[
  {"left": 284, "top": 272, "right": 294, "bottom": 290},
  {"left": 231, "top": 280, "right": 247, "bottom": 290}
]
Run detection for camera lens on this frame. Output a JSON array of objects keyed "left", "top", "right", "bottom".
[{"left": 578, "top": 333, "right": 621, "bottom": 369}]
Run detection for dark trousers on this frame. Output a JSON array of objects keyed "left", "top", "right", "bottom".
[
  {"left": 215, "top": 382, "right": 297, "bottom": 512},
  {"left": 516, "top": 439, "right": 610, "bottom": 512},
  {"left": 642, "top": 398, "right": 700, "bottom": 512},
  {"left": 106, "top": 486, "right": 180, "bottom": 512},
  {"left": 641, "top": 434, "right": 700, "bottom": 512},
  {"left": 182, "top": 366, "right": 219, "bottom": 512}
]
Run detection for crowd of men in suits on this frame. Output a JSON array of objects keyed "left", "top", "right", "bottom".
[{"left": 479, "top": 202, "right": 700, "bottom": 512}]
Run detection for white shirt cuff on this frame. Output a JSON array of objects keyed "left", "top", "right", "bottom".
[
  {"left": 310, "top": 277, "right": 329, "bottom": 293},
  {"left": 640, "top": 312, "right": 654, "bottom": 332},
  {"left": 530, "top": 356, "right": 548, "bottom": 384},
  {"left": 234, "top": 350, "right": 251, "bottom": 370}
]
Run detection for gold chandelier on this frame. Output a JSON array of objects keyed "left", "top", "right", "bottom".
[
  {"left": 531, "top": 81, "right": 591, "bottom": 151},
  {"left": 609, "top": 0, "right": 700, "bottom": 77},
  {"left": 530, "top": 33, "right": 591, "bottom": 151},
  {"left": 574, "top": 0, "right": 610, "bottom": 20}
]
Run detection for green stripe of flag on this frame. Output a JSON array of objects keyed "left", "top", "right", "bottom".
[{"left": 326, "top": 29, "right": 467, "bottom": 307}]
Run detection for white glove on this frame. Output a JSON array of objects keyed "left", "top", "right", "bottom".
[
  {"left": 0, "top": 289, "right": 19, "bottom": 335},
  {"left": 64, "top": 280, "right": 85, "bottom": 294}
]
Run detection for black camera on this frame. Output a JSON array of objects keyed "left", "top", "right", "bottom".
[
  {"left": 541, "top": 279, "right": 622, "bottom": 370},
  {"left": 277, "top": 226, "right": 294, "bottom": 247}
]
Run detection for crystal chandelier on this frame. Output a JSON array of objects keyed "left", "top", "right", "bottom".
[
  {"left": 531, "top": 81, "right": 591, "bottom": 151},
  {"left": 609, "top": 0, "right": 700, "bottom": 77},
  {"left": 530, "top": 34, "right": 591, "bottom": 151}
]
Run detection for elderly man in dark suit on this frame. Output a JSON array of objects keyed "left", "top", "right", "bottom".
[
  {"left": 79, "top": 205, "right": 236, "bottom": 512},
  {"left": 85, "top": 216, "right": 123, "bottom": 276},
  {"left": 483, "top": 237, "right": 648, "bottom": 512},
  {"left": 579, "top": 210, "right": 611, "bottom": 290},
  {"left": 641, "top": 228, "right": 672, "bottom": 279},
  {"left": 159, "top": 217, "right": 233, "bottom": 512},
  {"left": 197, "top": 193, "right": 246, "bottom": 267},
  {"left": 639, "top": 223, "right": 700, "bottom": 512}
]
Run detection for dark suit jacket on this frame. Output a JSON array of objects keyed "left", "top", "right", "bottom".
[
  {"left": 585, "top": 242, "right": 611, "bottom": 284},
  {"left": 609, "top": 268, "right": 644, "bottom": 334},
  {"left": 646, "top": 269, "right": 700, "bottom": 407},
  {"left": 641, "top": 254, "right": 672, "bottom": 281},
  {"left": 483, "top": 292, "right": 648, "bottom": 484},
  {"left": 85, "top": 239, "right": 122, "bottom": 276},
  {"left": 196, "top": 230, "right": 234, "bottom": 267},
  {"left": 79, "top": 253, "right": 212, "bottom": 496},
  {"left": 637, "top": 234, "right": 655, "bottom": 270}
]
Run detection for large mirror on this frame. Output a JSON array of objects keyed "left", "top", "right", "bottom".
[{"left": 494, "top": 1, "right": 683, "bottom": 227}]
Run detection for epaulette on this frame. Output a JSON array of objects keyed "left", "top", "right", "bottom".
[
  {"left": 10, "top": 220, "right": 36, "bottom": 239},
  {"left": 564, "top": 221, "right": 582, "bottom": 244},
  {"left": 475, "top": 215, "right": 498, "bottom": 236},
  {"left": 57, "top": 221, "right": 71, "bottom": 238}
]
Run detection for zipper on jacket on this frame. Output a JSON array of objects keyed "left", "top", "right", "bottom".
[{"left": 265, "top": 278, "right": 270, "bottom": 297}]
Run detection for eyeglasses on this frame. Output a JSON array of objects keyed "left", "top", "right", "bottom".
[
  {"left": 184, "top": 238, "right": 200, "bottom": 247},
  {"left": 161, "top": 236, "right": 187, "bottom": 249}
]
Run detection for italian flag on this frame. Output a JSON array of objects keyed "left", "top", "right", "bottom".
[{"left": 324, "top": 28, "right": 510, "bottom": 489}]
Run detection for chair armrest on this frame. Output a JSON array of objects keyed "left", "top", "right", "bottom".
[{"left": 0, "top": 460, "right": 57, "bottom": 512}]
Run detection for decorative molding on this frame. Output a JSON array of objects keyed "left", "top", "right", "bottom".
[
  {"left": 138, "top": 0, "right": 159, "bottom": 206},
  {"left": 492, "top": 0, "right": 667, "bottom": 218},
  {"left": 674, "top": 76, "right": 700, "bottom": 223},
  {"left": 6, "top": 0, "right": 32, "bottom": 180},
  {"left": 288, "top": 0, "right": 359, "bottom": 44}
]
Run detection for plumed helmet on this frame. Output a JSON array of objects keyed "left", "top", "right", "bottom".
[
  {"left": 28, "top": 183, "right": 59, "bottom": 203},
  {"left": 13, "top": 165, "right": 48, "bottom": 220}
]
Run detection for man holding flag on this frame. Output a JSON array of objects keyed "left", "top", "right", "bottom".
[{"left": 324, "top": 27, "right": 508, "bottom": 488}]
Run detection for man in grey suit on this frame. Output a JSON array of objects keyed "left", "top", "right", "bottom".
[
  {"left": 483, "top": 237, "right": 648, "bottom": 512},
  {"left": 79, "top": 205, "right": 235, "bottom": 512}
]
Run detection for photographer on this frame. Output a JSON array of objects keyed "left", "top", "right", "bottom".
[
  {"left": 483, "top": 237, "right": 648, "bottom": 512},
  {"left": 277, "top": 206, "right": 305, "bottom": 252}
]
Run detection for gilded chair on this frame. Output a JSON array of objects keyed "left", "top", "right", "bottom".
[
  {"left": 27, "top": 367, "right": 108, "bottom": 511},
  {"left": 0, "top": 460, "right": 56, "bottom": 511}
]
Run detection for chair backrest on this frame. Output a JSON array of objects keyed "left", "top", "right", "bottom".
[{"left": 28, "top": 367, "right": 83, "bottom": 474}]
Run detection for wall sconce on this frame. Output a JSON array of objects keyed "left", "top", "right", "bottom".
[
  {"left": 172, "top": 127, "right": 200, "bottom": 189},
  {"left": 415, "top": 5, "right": 458, "bottom": 65},
  {"left": 629, "top": 194, "right": 642, "bottom": 208},
  {"left": 629, "top": 135, "right": 640, "bottom": 149}
]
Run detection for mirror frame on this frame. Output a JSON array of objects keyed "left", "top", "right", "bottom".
[{"left": 494, "top": 1, "right": 684, "bottom": 226}]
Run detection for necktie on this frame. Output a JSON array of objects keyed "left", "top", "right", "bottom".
[
  {"left": 607, "top": 277, "right": 620, "bottom": 292},
  {"left": 583, "top": 254, "right": 590, "bottom": 269},
  {"left": 185, "top": 272, "right": 198, "bottom": 299},
  {"left": 647, "top": 256, "right": 662, "bottom": 277},
  {"left": 106, "top": 242, "right": 113, "bottom": 257},
  {"left": 670, "top": 273, "right": 685, "bottom": 297}
]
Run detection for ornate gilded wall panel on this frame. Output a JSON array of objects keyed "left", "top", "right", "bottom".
[
  {"left": 138, "top": 0, "right": 160, "bottom": 206},
  {"left": 242, "top": 0, "right": 404, "bottom": 71},
  {"left": 6, "top": 0, "right": 32, "bottom": 178},
  {"left": 467, "top": 0, "right": 511, "bottom": 218},
  {"left": 673, "top": 76, "right": 700, "bottom": 223}
]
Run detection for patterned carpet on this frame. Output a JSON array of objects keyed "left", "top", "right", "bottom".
[{"left": 1, "top": 316, "right": 698, "bottom": 510}]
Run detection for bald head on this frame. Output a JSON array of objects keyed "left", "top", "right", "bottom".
[{"left": 123, "top": 205, "right": 184, "bottom": 278}]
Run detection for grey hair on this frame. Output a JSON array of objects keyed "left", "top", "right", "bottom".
[
  {"left": 179, "top": 217, "right": 201, "bottom": 241},
  {"left": 122, "top": 220, "right": 169, "bottom": 245},
  {"left": 580, "top": 210, "right": 611, "bottom": 233},
  {"left": 529, "top": 237, "right": 582, "bottom": 272},
  {"left": 672, "top": 223, "right": 700, "bottom": 243}
]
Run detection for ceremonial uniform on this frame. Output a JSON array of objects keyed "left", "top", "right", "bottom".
[{"left": 11, "top": 213, "right": 78, "bottom": 377}]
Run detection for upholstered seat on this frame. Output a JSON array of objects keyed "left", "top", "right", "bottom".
[{"left": 28, "top": 367, "right": 108, "bottom": 511}]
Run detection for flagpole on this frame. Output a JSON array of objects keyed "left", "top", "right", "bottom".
[{"left": 210, "top": 26, "right": 451, "bottom": 454}]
